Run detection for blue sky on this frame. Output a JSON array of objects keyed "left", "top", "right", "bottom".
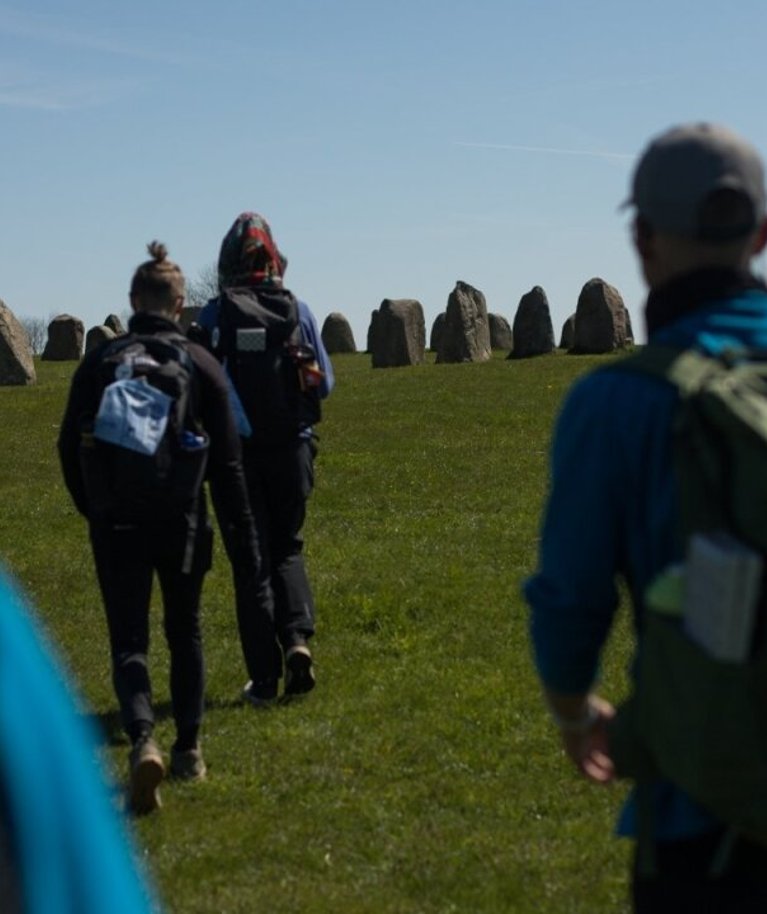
[{"left": 2, "top": 0, "right": 767, "bottom": 347}]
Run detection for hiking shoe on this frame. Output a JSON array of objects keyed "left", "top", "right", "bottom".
[
  {"left": 128, "top": 736, "right": 165, "bottom": 815},
  {"left": 170, "top": 745, "right": 207, "bottom": 782},
  {"left": 284, "top": 644, "right": 315, "bottom": 696},
  {"left": 242, "top": 679, "right": 278, "bottom": 708}
]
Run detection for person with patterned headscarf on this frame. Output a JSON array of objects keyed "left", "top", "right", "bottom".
[
  {"left": 197, "top": 213, "right": 334, "bottom": 705},
  {"left": 216, "top": 212, "right": 288, "bottom": 289}
]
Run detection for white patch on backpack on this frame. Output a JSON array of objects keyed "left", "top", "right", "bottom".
[{"left": 93, "top": 378, "right": 172, "bottom": 456}]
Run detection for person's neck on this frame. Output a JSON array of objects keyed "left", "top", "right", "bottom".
[
  {"left": 645, "top": 266, "right": 765, "bottom": 336},
  {"left": 647, "top": 253, "right": 750, "bottom": 289}
]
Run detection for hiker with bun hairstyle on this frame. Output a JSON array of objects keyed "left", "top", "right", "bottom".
[{"left": 59, "top": 242, "right": 260, "bottom": 814}]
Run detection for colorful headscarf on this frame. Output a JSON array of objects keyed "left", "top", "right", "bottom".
[{"left": 217, "top": 212, "right": 287, "bottom": 289}]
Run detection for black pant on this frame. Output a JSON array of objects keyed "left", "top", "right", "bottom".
[
  {"left": 632, "top": 829, "right": 767, "bottom": 913},
  {"left": 89, "top": 512, "right": 212, "bottom": 741},
  {"left": 213, "top": 437, "right": 316, "bottom": 684}
]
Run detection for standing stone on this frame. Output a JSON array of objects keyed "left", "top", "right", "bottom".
[
  {"left": 85, "top": 325, "right": 117, "bottom": 354},
  {"left": 321, "top": 312, "right": 357, "bottom": 354},
  {"left": 41, "top": 314, "right": 84, "bottom": 361},
  {"left": 560, "top": 314, "right": 576, "bottom": 350},
  {"left": 489, "top": 313, "right": 513, "bottom": 350},
  {"left": 430, "top": 313, "right": 445, "bottom": 352},
  {"left": 0, "top": 300, "right": 36, "bottom": 385},
  {"left": 571, "top": 278, "right": 628, "bottom": 354},
  {"left": 366, "top": 309, "right": 379, "bottom": 354},
  {"left": 436, "top": 281, "right": 491, "bottom": 364},
  {"left": 625, "top": 308, "right": 635, "bottom": 344},
  {"left": 104, "top": 314, "right": 125, "bottom": 335},
  {"left": 370, "top": 299, "right": 426, "bottom": 368},
  {"left": 509, "top": 286, "right": 555, "bottom": 359}
]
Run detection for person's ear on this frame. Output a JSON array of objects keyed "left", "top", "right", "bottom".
[
  {"left": 129, "top": 295, "right": 140, "bottom": 313},
  {"left": 632, "top": 215, "right": 655, "bottom": 263},
  {"left": 172, "top": 296, "right": 184, "bottom": 318}
]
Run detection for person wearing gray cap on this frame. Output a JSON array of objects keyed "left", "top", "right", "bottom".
[{"left": 525, "top": 122, "right": 767, "bottom": 911}]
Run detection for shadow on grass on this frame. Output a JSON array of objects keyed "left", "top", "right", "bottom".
[{"left": 86, "top": 695, "right": 250, "bottom": 747}]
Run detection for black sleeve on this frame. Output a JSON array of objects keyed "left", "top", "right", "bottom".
[{"left": 57, "top": 355, "right": 101, "bottom": 517}]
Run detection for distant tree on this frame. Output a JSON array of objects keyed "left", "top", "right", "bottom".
[
  {"left": 186, "top": 263, "right": 219, "bottom": 309},
  {"left": 20, "top": 316, "right": 47, "bottom": 355}
]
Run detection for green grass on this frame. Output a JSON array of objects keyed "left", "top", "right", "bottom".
[{"left": 0, "top": 350, "right": 635, "bottom": 913}]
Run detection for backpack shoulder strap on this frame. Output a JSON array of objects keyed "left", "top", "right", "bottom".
[
  {"left": 142, "top": 328, "right": 192, "bottom": 353},
  {"left": 612, "top": 345, "right": 740, "bottom": 397},
  {"left": 154, "top": 332, "right": 200, "bottom": 427},
  {"left": 113, "top": 331, "right": 200, "bottom": 429},
  {"left": 100, "top": 332, "right": 136, "bottom": 360}
]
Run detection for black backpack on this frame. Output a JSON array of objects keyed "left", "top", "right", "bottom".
[
  {"left": 79, "top": 332, "right": 209, "bottom": 533},
  {"left": 216, "top": 287, "right": 321, "bottom": 445}
]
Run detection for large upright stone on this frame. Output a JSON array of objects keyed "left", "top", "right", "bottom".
[
  {"left": 489, "top": 313, "right": 513, "bottom": 350},
  {"left": 104, "top": 314, "right": 125, "bottom": 335},
  {"left": 0, "top": 300, "right": 35, "bottom": 385},
  {"left": 571, "top": 278, "right": 628, "bottom": 354},
  {"left": 510, "top": 286, "right": 555, "bottom": 359},
  {"left": 321, "top": 312, "right": 357, "bottom": 354},
  {"left": 430, "top": 313, "right": 445, "bottom": 352},
  {"left": 366, "top": 309, "right": 379, "bottom": 354},
  {"left": 436, "top": 281, "right": 491, "bottom": 364},
  {"left": 85, "top": 325, "right": 116, "bottom": 354},
  {"left": 370, "top": 299, "right": 425, "bottom": 368},
  {"left": 625, "top": 308, "right": 635, "bottom": 344},
  {"left": 42, "top": 314, "right": 84, "bottom": 361},
  {"left": 560, "top": 314, "right": 576, "bottom": 350}
]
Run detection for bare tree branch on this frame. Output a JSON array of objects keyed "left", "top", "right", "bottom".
[
  {"left": 186, "top": 263, "right": 219, "bottom": 309},
  {"left": 20, "top": 316, "right": 47, "bottom": 355}
]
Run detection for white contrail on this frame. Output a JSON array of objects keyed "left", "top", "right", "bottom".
[
  {"left": 455, "top": 141, "right": 633, "bottom": 161},
  {"left": 0, "top": 60, "right": 137, "bottom": 110}
]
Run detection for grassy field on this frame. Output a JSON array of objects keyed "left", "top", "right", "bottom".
[{"left": 0, "top": 350, "right": 636, "bottom": 913}]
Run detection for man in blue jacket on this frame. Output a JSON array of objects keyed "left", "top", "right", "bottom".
[
  {"left": 525, "top": 123, "right": 767, "bottom": 911},
  {"left": 198, "top": 212, "right": 334, "bottom": 705}
]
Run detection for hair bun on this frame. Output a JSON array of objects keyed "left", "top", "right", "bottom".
[{"left": 146, "top": 240, "right": 168, "bottom": 263}]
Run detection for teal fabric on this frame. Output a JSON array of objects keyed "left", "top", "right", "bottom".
[{"left": 0, "top": 571, "right": 158, "bottom": 913}]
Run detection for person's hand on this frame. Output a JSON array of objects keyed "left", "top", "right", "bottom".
[{"left": 559, "top": 695, "right": 616, "bottom": 784}]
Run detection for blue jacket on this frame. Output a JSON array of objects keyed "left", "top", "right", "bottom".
[
  {"left": 0, "top": 571, "right": 157, "bottom": 913},
  {"left": 525, "top": 269, "right": 767, "bottom": 840},
  {"left": 198, "top": 294, "right": 333, "bottom": 439}
]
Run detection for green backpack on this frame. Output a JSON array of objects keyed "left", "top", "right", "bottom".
[{"left": 608, "top": 345, "right": 767, "bottom": 855}]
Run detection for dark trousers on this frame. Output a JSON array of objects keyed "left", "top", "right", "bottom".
[
  {"left": 89, "top": 514, "right": 212, "bottom": 741},
  {"left": 632, "top": 830, "right": 767, "bottom": 913},
  {"left": 213, "top": 437, "right": 316, "bottom": 685}
]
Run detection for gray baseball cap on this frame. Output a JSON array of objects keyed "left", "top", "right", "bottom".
[{"left": 624, "top": 122, "right": 766, "bottom": 240}]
